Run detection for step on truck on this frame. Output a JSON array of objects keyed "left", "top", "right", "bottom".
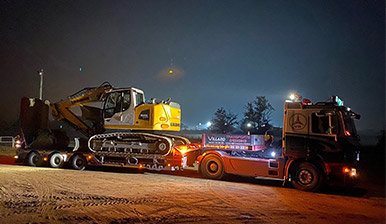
[{"left": 177, "top": 95, "right": 360, "bottom": 191}]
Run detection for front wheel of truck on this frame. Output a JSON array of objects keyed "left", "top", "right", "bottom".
[
  {"left": 291, "top": 162, "right": 323, "bottom": 192},
  {"left": 200, "top": 154, "right": 225, "bottom": 180}
]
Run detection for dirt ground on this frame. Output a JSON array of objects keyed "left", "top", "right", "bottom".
[{"left": 0, "top": 163, "right": 384, "bottom": 224}]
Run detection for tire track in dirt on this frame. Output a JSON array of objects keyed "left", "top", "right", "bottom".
[
  {"left": 1, "top": 189, "right": 167, "bottom": 218},
  {"left": 206, "top": 180, "right": 273, "bottom": 223},
  {"left": 0, "top": 170, "right": 165, "bottom": 223},
  {"left": 0, "top": 171, "right": 40, "bottom": 219}
]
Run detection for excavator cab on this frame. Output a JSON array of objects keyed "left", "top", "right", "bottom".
[
  {"left": 102, "top": 87, "right": 181, "bottom": 132},
  {"left": 103, "top": 88, "right": 144, "bottom": 127}
]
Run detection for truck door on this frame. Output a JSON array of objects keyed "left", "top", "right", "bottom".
[
  {"left": 308, "top": 111, "right": 341, "bottom": 156},
  {"left": 283, "top": 108, "right": 310, "bottom": 158}
]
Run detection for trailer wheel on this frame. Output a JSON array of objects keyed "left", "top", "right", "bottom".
[
  {"left": 49, "top": 153, "right": 64, "bottom": 168},
  {"left": 71, "top": 155, "right": 87, "bottom": 170},
  {"left": 291, "top": 162, "right": 323, "bottom": 192},
  {"left": 200, "top": 155, "right": 225, "bottom": 180},
  {"left": 27, "top": 152, "right": 42, "bottom": 167}
]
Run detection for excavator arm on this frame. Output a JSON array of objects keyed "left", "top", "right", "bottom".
[{"left": 50, "top": 82, "right": 113, "bottom": 136}]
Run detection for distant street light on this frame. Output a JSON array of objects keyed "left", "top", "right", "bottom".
[
  {"left": 206, "top": 122, "right": 212, "bottom": 127},
  {"left": 38, "top": 69, "right": 43, "bottom": 100},
  {"left": 246, "top": 123, "right": 253, "bottom": 135}
]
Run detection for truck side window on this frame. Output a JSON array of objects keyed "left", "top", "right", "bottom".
[
  {"left": 312, "top": 113, "right": 339, "bottom": 135},
  {"left": 330, "top": 115, "right": 339, "bottom": 135},
  {"left": 312, "top": 113, "right": 329, "bottom": 134}
]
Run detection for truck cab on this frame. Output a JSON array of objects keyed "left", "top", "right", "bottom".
[
  {"left": 283, "top": 96, "right": 360, "bottom": 190},
  {"left": 181, "top": 96, "right": 360, "bottom": 192}
]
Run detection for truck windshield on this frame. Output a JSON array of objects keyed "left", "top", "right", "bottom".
[{"left": 343, "top": 115, "right": 358, "bottom": 136}]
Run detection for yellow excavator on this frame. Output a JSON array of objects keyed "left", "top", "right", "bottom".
[{"left": 21, "top": 82, "right": 190, "bottom": 156}]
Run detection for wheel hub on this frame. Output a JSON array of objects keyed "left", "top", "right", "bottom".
[
  {"left": 76, "top": 159, "right": 84, "bottom": 167},
  {"left": 298, "top": 169, "right": 313, "bottom": 185},
  {"left": 32, "top": 156, "right": 39, "bottom": 164},
  {"left": 208, "top": 162, "right": 218, "bottom": 173}
]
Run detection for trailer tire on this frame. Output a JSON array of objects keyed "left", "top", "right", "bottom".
[
  {"left": 291, "top": 162, "right": 323, "bottom": 192},
  {"left": 27, "top": 152, "right": 42, "bottom": 167},
  {"left": 200, "top": 154, "right": 225, "bottom": 180},
  {"left": 49, "top": 153, "right": 64, "bottom": 168},
  {"left": 71, "top": 155, "right": 87, "bottom": 170}
]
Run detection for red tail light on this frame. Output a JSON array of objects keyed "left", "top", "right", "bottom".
[{"left": 345, "top": 130, "right": 351, "bottom": 136}]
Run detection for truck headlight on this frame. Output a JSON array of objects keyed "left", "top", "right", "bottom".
[{"left": 350, "top": 168, "right": 357, "bottom": 177}]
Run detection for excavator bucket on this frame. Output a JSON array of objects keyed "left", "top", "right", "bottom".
[{"left": 20, "top": 97, "right": 69, "bottom": 149}]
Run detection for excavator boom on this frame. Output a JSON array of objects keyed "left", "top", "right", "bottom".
[{"left": 51, "top": 82, "right": 113, "bottom": 136}]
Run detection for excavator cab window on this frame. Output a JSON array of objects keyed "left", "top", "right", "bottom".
[
  {"left": 104, "top": 91, "right": 131, "bottom": 118},
  {"left": 104, "top": 92, "right": 121, "bottom": 118},
  {"left": 122, "top": 92, "right": 131, "bottom": 111},
  {"left": 135, "top": 92, "right": 144, "bottom": 107}
]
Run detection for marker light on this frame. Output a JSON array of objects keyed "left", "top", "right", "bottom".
[
  {"left": 345, "top": 130, "right": 351, "bottom": 136},
  {"left": 43, "top": 157, "right": 48, "bottom": 161},
  {"left": 289, "top": 93, "right": 302, "bottom": 101},
  {"left": 343, "top": 167, "right": 350, "bottom": 173},
  {"left": 87, "top": 155, "right": 92, "bottom": 160},
  {"left": 350, "top": 168, "right": 357, "bottom": 176},
  {"left": 161, "top": 124, "right": 169, "bottom": 128},
  {"left": 333, "top": 96, "right": 344, "bottom": 106},
  {"left": 15, "top": 140, "right": 22, "bottom": 148},
  {"left": 139, "top": 164, "right": 143, "bottom": 169},
  {"left": 177, "top": 145, "right": 188, "bottom": 155},
  {"left": 14, "top": 155, "right": 18, "bottom": 159}
]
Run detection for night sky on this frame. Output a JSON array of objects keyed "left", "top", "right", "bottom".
[{"left": 0, "top": 0, "right": 384, "bottom": 133}]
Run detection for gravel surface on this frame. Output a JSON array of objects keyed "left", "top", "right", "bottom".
[{"left": 0, "top": 164, "right": 384, "bottom": 224}]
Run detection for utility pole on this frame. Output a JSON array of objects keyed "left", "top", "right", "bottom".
[{"left": 38, "top": 69, "right": 43, "bottom": 100}]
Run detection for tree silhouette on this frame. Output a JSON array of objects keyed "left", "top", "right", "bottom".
[
  {"left": 210, "top": 107, "right": 238, "bottom": 134},
  {"left": 240, "top": 96, "right": 274, "bottom": 134}
]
